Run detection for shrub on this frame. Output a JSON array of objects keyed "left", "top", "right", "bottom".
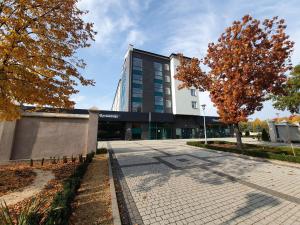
[
  {"left": 44, "top": 152, "right": 94, "bottom": 225},
  {"left": 96, "top": 148, "right": 108, "bottom": 154},
  {"left": 0, "top": 198, "right": 47, "bottom": 225},
  {"left": 261, "top": 129, "right": 270, "bottom": 142},
  {"left": 187, "top": 141, "right": 300, "bottom": 163},
  {"left": 245, "top": 130, "right": 250, "bottom": 137}
]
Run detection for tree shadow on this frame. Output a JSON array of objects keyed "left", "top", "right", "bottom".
[{"left": 222, "top": 192, "right": 281, "bottom": 225}]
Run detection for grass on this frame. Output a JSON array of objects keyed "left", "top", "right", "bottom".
[{"left": 187, "top": 141, "right": 300, "bottom": 164}]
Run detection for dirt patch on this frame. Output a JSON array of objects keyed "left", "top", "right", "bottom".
[
  {"left": 1, "top": 161, "right": 79, "bottom": 218},
  {"left": 69, "top": 154, "right": 113, "bottom": 225},
  {"left": 0, "top": 169, "right": 54, "bottom": 206},
  {"left": 0, "top": 166, "right": 36, "bottom": 197}
]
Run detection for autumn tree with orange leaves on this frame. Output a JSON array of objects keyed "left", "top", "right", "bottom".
[
  {"left": 176, "top": 15, "right": 294, "bottom": 149},
  {"left": 0, "top": 0, "right": 96, "bottom": 120}
]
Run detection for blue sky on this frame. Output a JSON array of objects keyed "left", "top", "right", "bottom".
[{"left": 74, "top": 0, "right": 300, "bottom": 120}]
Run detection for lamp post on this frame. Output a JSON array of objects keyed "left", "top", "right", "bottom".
[{"left": 201, "top": 104, "right": 207, "bottom": 145}]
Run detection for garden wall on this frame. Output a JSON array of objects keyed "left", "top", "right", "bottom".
[{"left": 0, "top": 110, "right": 99, "bottom": 161}]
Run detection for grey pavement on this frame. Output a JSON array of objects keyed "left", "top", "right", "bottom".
[{"left": 106, "top": 139, "right": 300, "bottom": 225}]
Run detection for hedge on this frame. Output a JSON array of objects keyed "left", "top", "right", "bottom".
[
  {"left": 44, "top": 151, "right": 95, "bottom": 225},
  {"left": 187, "top": 141, "right": 300, "bottom": 164}
]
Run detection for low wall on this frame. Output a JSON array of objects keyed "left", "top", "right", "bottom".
[{"left": 0, "top": 110, "right": 99, "bottom": 161}]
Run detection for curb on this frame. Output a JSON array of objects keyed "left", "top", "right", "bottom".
[{"left": 108, "top": 151, "right": 122, "bottom": 225}]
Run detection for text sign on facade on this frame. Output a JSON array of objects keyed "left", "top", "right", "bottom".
[{"left": 99, "top": 114, "right": 120, "bottom": 119}]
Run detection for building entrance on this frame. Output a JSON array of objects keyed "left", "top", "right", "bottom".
[{"left": 97, "top": 121, "right": 126, "bottom": 140}]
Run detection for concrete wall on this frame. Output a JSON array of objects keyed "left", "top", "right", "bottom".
[
  {"left": 170, "top": 56, "right": 201, "bottom": 116},
  {"left": 0, "top": 111, "right": 99, "bottom": 162}
]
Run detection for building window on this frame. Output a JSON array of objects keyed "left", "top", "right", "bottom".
[
  {"left": 132, "top": 88, "right": 142, "bottom": 97},
  {"left": 154, "top": 62, "right": 162, "bottom": 71},
  {"left": 155, "top": 96, "right": 163, "bottom": 106},
  {"left": 165, "top": 87, "right": 171, "bottom": 95},
  {"left": 164, "top": 64, "right": 170, "bottom": 71},
  {"left": 192, "top": 101, "right": 197, "bottom": 109},
  {"left": 154, "top": 79, "right": 163, "bottom": 84},
  {"left": 132, "top": 97, "right": 142, "bottom": 103},
  {"left": 191, "top": 89, "right": 196, "bottom": 96},
  {"left": 166, "top": 100, "right": 172, "bottom": 108},
  {"left": 132, "top": 102, "right": 142, "bottom": 112},
  {"left": 154, "top": 83, "right": 163, "bottom": 92},
  {"left": 155, "top": 105, "right": 164, "bottom": 113},
  {"left": 132, "top": 74, "right": 142, "bottom": 84},
  {"left": 133, "top": 57, "right": 142, "bottom": 68},
  {"left": 165, "top": 75, "right": 171, "bottom": 83},
  {"left": 155, "top": 71, "right": 163, "bottom": 80}
]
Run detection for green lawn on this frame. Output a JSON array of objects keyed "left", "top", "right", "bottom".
[{"left": 187, "top": 141, "right": 300, "bottom": 164}]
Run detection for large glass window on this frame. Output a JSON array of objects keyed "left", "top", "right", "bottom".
[
  {"left": 154, "top": 62, "right": 162, "bottom": 71},
  {"left": 164, "top": 64, "right": 170, "bottom": 71},
  {"left": 155, "top": 105, "right": 164, "bottom": 113},
  {"left": 154, "top": 83, "right": 163, "bottom": 92},
  {"left": 133, "top": 57, "right": 142, "bottom": 68},
  {"left": 132, "top": 57, "right": 143, "bottom": 112},
  {"left": 155, "top": 96, "right": 163, "bottom": 105},
  {"left": 132, "top": 74, "right": 142, "bottom": 84},
  {"left": 166, "top": 100, "right": 172, "bottom": 108},
  {"left": 132, "top": 102, "right": 142, "bottom": 112},
  {"left": 165, "top": 75, "right": 171, "bottom": 83},
  {"left": 155, "top": 71, "right": 163, "bottom": 80},
  {"left": 165, "top": 87, "right": 171, "bottom": 95},
  {"left": 132, "top": 88, "right": 142, "bottom": 97}
]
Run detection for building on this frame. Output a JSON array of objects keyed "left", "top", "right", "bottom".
[
  {"left": 267, "top": 120, "right": 300, "bottom": 143},
  {"left": 103, "top": 46, "right": 232, "bottom": 140}
]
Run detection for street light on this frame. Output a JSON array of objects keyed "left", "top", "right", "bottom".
[{"left": 201, "top": 104, "right": 207, "bottom": 145}]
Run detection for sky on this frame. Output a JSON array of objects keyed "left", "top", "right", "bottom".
[{"left": 74, "top": 0, "right": 300, "bottom": 120}]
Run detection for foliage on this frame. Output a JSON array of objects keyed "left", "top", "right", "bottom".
[
  {"left": 176, "top": 15, "right": 294, "bottom": 148},
  {"left": 187, "top": 141, "right": 300, "bottom": 163},
  {"left": 244, "top": 130, "right": 250, "bottom": 137},
  {"left": 271, "top": 65, "right": 300, "bottom": 114},
  {"left": 0, "top": 0, "right": 96, "bottom": 121},
  {"left": 261, "top": 129, "right": 270, "bottom": 141},
  {"left": 274, "top": 115, "right": 300, "bottom": 124},
  {"left": 0, "top": 198, "right": 47, "bottom": 225},
  {"left": 44, "top": 152, "right": 94, "bottom": 225}
]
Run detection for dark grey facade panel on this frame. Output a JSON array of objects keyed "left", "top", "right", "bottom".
[{"left": 131, "top": 49, "right": 171, "bottom": 113}]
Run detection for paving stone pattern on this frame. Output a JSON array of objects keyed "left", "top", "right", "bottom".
[{"left": 109, "top": 140, "right": 300, "bottom": 225}]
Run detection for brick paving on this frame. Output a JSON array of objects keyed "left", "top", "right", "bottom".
[{"left": 108, "top": 140, "right": 300, "bottom": 225}]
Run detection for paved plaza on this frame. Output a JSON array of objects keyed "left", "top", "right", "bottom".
[{"left": 106, "top": 140, "right": 300, "bottom": 225}]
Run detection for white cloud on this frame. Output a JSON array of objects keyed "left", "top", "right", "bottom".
[
  {"left": 125, "top": 30, "right": 147, "bottom": 47},
  {"left": 71, "top": 95, "right": 86, "bottom": 103},
  {"left": 77, "top": 0, "right": 149, "bottom": 51}
]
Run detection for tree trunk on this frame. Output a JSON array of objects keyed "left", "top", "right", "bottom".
[{"left": 234, "top": 123, "right": 243, "bottom": 152}]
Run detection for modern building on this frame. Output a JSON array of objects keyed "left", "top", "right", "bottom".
[{"left": 104, "top": 46, "right": 232, "bottom": 140}]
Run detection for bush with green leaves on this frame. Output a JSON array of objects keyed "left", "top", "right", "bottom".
[
  {"left": 187, "top": 141, "right": 300, "bottom": 163},
  {"left": 44, "top": 151, "right": 94, "bottom": 225},
  {"left": 96, "top": 148, "right": 108, "bottom": 154},
  {"left": 261, "top": 129, "right": 270, "bottom": 142},
  {"left": 0, "top": 198, "right": 47, "bottom": 225}
]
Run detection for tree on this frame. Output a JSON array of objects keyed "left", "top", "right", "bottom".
[
  {"left": 176, "top": 15, "right": 294, "bottom": 150},
  {"left": 271, "top": 64, "right": 300, "bottom": 114},
  {"left": 0, "top": 0, "right": 96, "bottom": 120},
  {"left": 261, "top": 129, "right": 270, "bottom": 142}
]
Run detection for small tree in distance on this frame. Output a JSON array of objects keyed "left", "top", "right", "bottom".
[{"left": 176, "top": 15, "right": 294, "bottom": 150}]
